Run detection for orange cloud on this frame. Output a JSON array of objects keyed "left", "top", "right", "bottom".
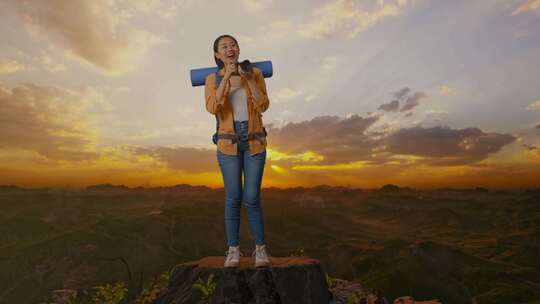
[
  {"left": 0, "top": 82, "right": 102, "bottom": 161},
  {"left": 298, "top": 0, "right": 416, "bottom": 39},
  {"left": 10, "top": 0, "right": 165, "bottom": 75},
  {"left": 0, "top": 58, "right": 28, "bottom": 74},
  {"left": 511, "top": 0, "right": 540, "bottom": 16}
]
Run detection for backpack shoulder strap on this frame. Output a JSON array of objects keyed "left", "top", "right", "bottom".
[
  {"left": 215, "top": 71, "right": 223, "bottom": 87},
  {"left": 214, "top": 71, "right": 223, "bottom": 135}
]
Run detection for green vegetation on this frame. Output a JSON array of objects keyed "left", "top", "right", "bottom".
[
  {"left": 136, "top": 271, "right": 170, "bottom": 304},
  {"left": 289, "top": 246, "right": 305, "bottom": 257},
  {"left": 1, "top": 186, "right": 539, "bottom": 303},
  {"left": 40, "top": 270, "right": 171, "bottom": 304},
  {"left": 325, "top": 271, "right": 337, "bottom": 289},
  {"left": 191, "top": 273, "right": 216, "bottom": 302},
  {"left": 347, "top": 290, "right": 371, "bottom": 304},
  {"left": 92, "top": 281, "right": 128, "bottom": 304}
]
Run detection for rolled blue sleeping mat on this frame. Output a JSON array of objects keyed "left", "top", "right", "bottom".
[{"left": 190, "top": 60, "right": 273, "bottom": 87}]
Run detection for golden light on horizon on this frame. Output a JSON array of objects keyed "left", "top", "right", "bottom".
[
  {"left": 267, "top": 148, "right": 324, "bottom": 162},
  {"left": 386, "top": 154, "right": 429, "bottom": 165},
  {"left": 270, "top": 165, "right": 287, "bottom": 174},
  {"left": 291, "top": 160, "right": 371, "bottom": 171}
]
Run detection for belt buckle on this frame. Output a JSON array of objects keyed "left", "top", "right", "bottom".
[{"left": 239, "top": 133, "right": 248, "bottom": 141}]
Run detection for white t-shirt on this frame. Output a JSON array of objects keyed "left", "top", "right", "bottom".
[{"left": 229, "top": 86, "right": 248, "bottom": 122}]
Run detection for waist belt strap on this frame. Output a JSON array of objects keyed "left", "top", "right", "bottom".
[{"left": 217, "top": 132, "right": 266, "bottom": 144}]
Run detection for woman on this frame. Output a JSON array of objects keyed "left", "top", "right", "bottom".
[{"left": 204, "top": 34, "right": 271, "bottom": 268}]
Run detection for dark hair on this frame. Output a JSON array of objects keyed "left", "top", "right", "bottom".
[{"left": 213, "top": 34, "right": 239, "bottom": 69}]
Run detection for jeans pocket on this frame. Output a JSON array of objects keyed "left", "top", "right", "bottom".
[
  {"left": 217, "top": 148, "right": 229, "bottom": 166},
  {"left": 250, "top": 149, "right": 266, "bottom": 162}
]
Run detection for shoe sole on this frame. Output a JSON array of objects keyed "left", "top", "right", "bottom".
[
  {"left": 255, "top": 260, "right": 271, "bottom": 267},
  {"left": 224, "top": 259, "right": 240, "bottom": 267}
]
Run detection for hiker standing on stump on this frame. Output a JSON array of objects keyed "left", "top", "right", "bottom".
[{"left": 204, "top": 34, "right": 271, "bottom": 268}]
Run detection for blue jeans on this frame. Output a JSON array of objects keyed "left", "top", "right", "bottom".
[{"left": 217, "top": 120, "right": 267, "bottom": 246}]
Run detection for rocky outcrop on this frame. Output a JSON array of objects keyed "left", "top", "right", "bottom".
[{"left": 154, "top": 256, "right": 332, "bottom": 304}]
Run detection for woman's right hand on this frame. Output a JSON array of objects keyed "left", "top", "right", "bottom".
[{"left": 224, "top": 61, "right": 238, "bottom": 80}]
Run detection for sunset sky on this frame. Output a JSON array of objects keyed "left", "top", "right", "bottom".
[{"left": 0, "top": 0, "right": 539, "bottom": 190}]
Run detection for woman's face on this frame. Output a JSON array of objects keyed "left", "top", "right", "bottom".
[{"left": 215, "top": 37, "right": 240, "bottom": 66}]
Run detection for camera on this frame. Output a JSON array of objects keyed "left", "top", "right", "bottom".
[
  {"left": 231, "top": 59, "right": 252, "bottom": 75},
  {"left": 239, "top": 59, "right": 253, "bottom": 73}
]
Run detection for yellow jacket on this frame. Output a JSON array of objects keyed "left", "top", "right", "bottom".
[{"left": 205, "top": 66, "right": 270, "bottom": 156}]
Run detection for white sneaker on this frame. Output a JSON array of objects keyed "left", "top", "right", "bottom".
[
  {"left": 252, "top": 244, "right": 272, "bottom": 267},
  {"left": 224, "top": 246, "right": 243, "bottom": 268}
]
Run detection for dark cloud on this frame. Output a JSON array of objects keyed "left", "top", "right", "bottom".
[
  {"left": 400, "top": 91, "right": 427, "bottom": 112},
  {"left": 131, "top": 146, "right": 218, "bottom": 173},
  {"left": 394, "top": 87, "right": 411, "bottom": 100},
  {"left": 266, "top": 114, "right": 381, "bottom": 164},
  {"left": 522, "top": 144, "right": 537, "bottom": 150},
  {"left": 404, "top": 112, "right": 413, "bottom": 118},
  {"left": 378, "top": 88, "right": 427, "bottom": 114},
  {"left": 378, "top": 100, "right": 399, "bottom": 112},
  {"left": 383, "top": 126, "right": 516, "bottom": 165},
  {"left": 265, "top": 113, "right": 516, "bottom": 168},
  {"left": 0, "top": 82, "right": 100, "bottom": 161},
  {"left": 536, "top": 124, "right": 540, "bottom": 129}
]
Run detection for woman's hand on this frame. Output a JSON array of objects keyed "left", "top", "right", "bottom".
[{"left": 224, "top": 62, "right": 238, "bottom": 80}]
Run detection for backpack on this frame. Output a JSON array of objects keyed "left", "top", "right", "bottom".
[{"left": 211, "top": 71, "right": 267, "bottom": 145}]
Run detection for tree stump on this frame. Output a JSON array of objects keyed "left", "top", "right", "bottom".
[{"left": 154, "top": 256, "right": 333, "bottom": 304}]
